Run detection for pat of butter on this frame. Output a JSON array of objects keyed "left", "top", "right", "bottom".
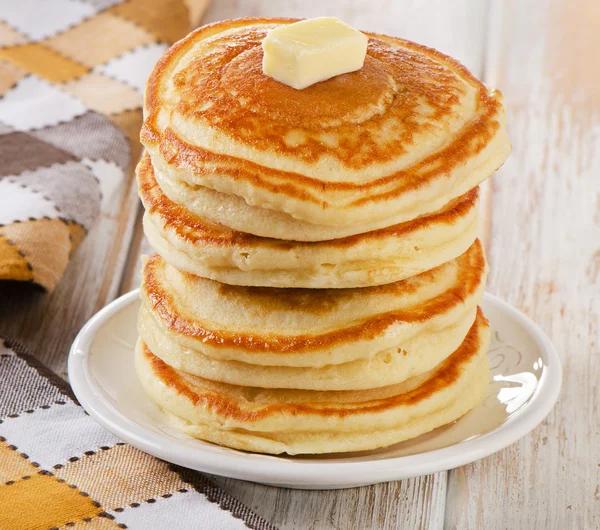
[{"left": 262, "top": 17, "right": 368, "bottom": 90}]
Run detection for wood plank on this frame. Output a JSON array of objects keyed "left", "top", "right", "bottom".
[
  {"left": 119, "top": 204, "right": 148, "bottom": 295},
  {"left": 117, "top": 2, "right": 490, "bottom": 529},
  {"left": 445, "top": 0, "right": 600, "bottom": 527},
  {"left": 211, "top": 474, "right": 447, "bottom": 530}
]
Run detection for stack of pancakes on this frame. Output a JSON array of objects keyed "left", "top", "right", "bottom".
[{"left": 135, "top": 18, "right": 510, "bottom": 455}]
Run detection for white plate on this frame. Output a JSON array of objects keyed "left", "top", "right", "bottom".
[{"left": 69, "top": 290, "right": 561, "bottom": 490}]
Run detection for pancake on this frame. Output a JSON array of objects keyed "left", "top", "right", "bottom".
[
  {"left": 135, "top": 309, "right": 490, "bottom": 455},
  {"left": 151, "top": 156, "right": 478, "bottom": 242},
  {"left": 138, "top": 153, "right": 480, "bottom": 289},
  {"left": 141, "top": 17, "right": 510, "bottom": 235},
  {"left": 139, "top": 300, "right": 475, "bottom": 390},
  {"left": 139, "top": 239, "right": 487, "bottom": 369}
]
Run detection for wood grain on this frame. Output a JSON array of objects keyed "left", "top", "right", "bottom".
[
  {"left": 445, "top": 0, "right": 600, "bottom": 528},
  {"left": 211, "top": 474, "right": 447, "bottom": 530}
]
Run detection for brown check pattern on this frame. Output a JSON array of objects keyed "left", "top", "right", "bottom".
[
  {"left": 0, "top": 338, "right": 278, "bottom": 530},
  {"left": 0, "top": 0, "right": 209, "bottom": 291}
]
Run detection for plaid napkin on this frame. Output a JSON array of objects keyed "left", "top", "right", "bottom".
[
  {"left": 0, "top": 0, "right": 209, "bottom": 291},
  {"left": 0, "top": 338, "right": 277, "bottom": 530}
]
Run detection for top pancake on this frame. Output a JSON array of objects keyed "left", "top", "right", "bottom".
[{"left": 142, "top": 17, "right": 510, "bottom": 232}]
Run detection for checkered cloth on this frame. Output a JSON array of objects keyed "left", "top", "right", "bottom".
[
  {"left": 0, "top": 0, "right": 209, "bottom": 291},
  {"left": 0, "top": 338, "right": 278, "bottom": 530}
]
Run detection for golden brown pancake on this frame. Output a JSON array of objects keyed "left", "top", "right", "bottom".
[
  {"left": 134, "top": 18, "right": 503, "bottom": 455},
  {"left": 139, "top": 302, "right": 476, "bottom": 390},
  {"left": 139, "top": 240, "right": 487, "bottom": 369},
  {"left": 138, "top": 152, "right": 480, "bottom": 288},
  {"left": 141, "top": 18, "right": 510, "bottom": 234},
  {"left": 135, "top": 309, "right": 490, "bottom": 454}
]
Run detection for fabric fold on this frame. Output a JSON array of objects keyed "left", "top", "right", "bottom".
[{"left": 0, "top": 0, "right": 210, "bottom": 291}]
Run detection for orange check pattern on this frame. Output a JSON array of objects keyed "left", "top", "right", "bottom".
[
  {"left": 0, "top": 0, "right": 208, "bottom": 291},
  {"left": 0, "top": 338, "right": 277, "bottom": 530}
]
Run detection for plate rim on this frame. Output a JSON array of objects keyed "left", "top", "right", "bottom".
[{"left": 68, "top": 289, "right": 562, "bottom": 489}]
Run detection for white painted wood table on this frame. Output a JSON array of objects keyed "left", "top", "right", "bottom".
[{"left": 1, "top": 0, "right": 598, "bottom": 527}]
